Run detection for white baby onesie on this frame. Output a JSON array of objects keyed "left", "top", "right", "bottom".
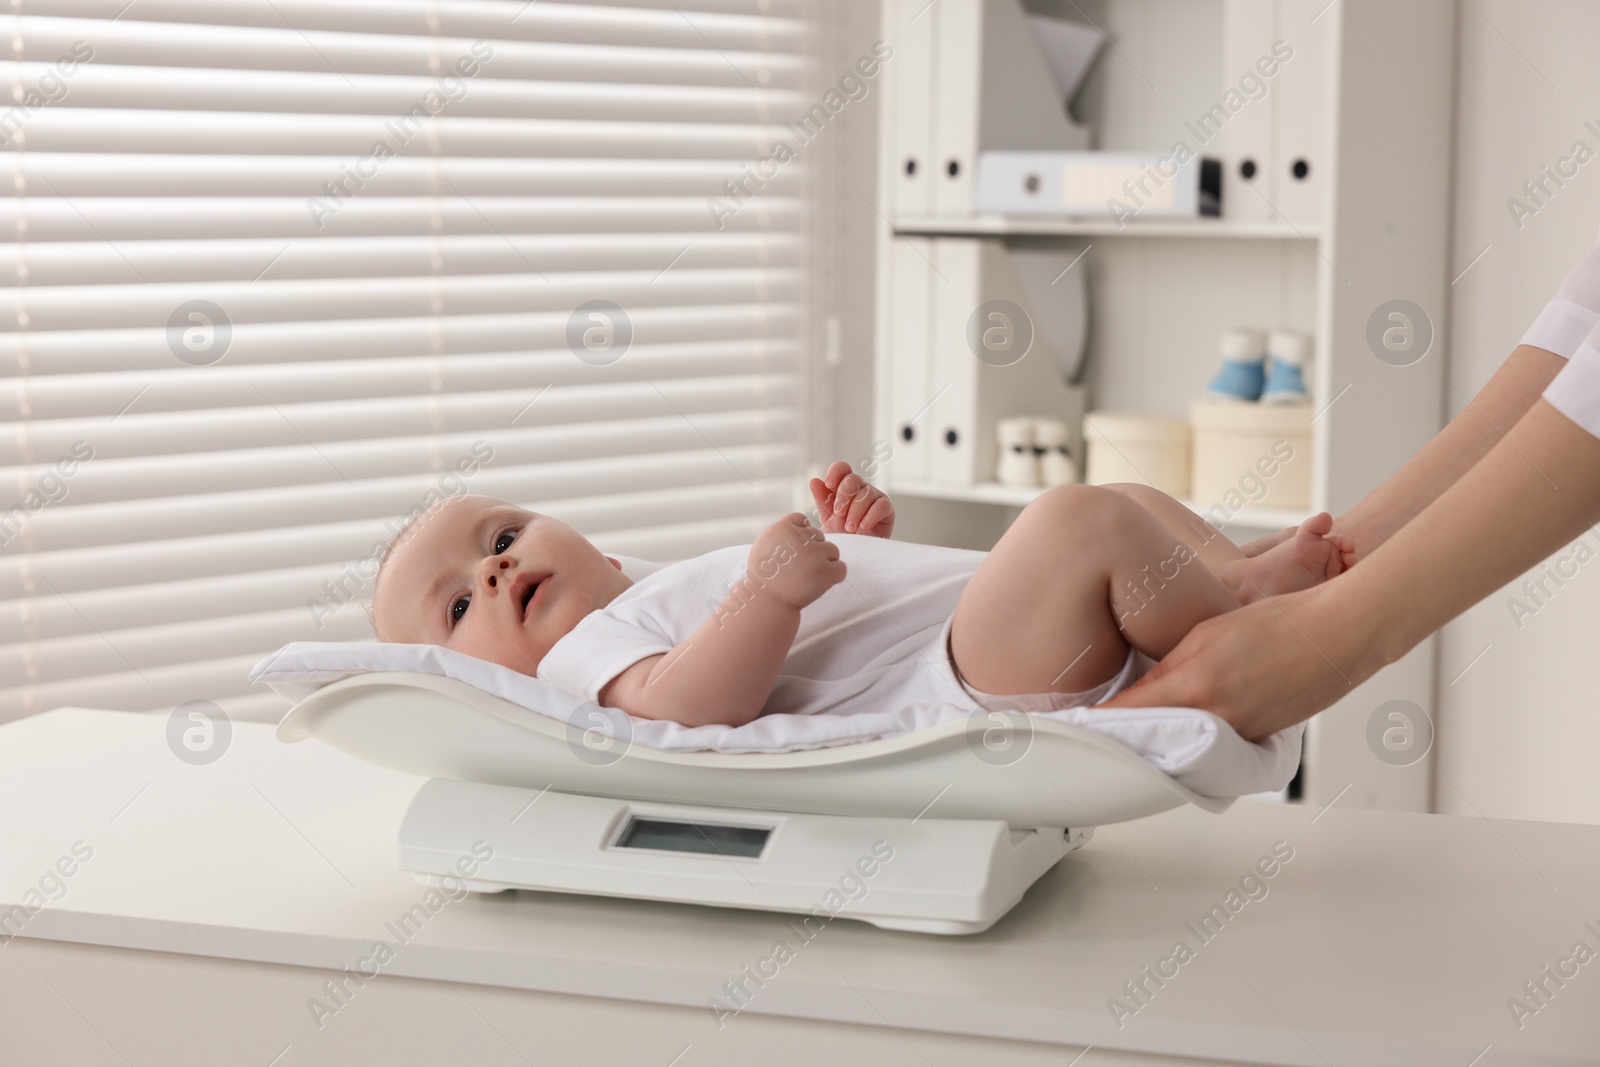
[{"left": 536, "top": 533, "right": 994, "bottom": 717}]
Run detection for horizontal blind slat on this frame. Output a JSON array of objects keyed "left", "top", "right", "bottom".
[
  {"left": 14, "top": 154, "right": 761, "bottom": 197},
  {"left": 15, "top": 110, "right": 799, "bottom": 158},
  {"left": 36, "top": 64, "right": 809, "bottom": 122},
  {"left": 4, "top": 232, "right": 800, "bottom": 286},
  {"left": 10, "top": 268, "right": 801, "bottom": 330},
  {"left": 7, "top": 11, "right": 805, "bottom": 74},
  {"left": 0, "top": 311, "right": 801, "bottom": 383},
  {"left": 1, "top": 197, "right": 803, "bottom": 241}
]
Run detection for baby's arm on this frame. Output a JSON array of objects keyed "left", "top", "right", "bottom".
[{"left": 598, "top": 513, "right": 845, "bottom": 728}]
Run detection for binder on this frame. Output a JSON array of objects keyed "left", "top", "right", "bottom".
[
  {"left": 887, "top": 236, "right": 935, "bottom": 483},
  {"left": 931, "top": 0, "right": 982, "bottom": 217},
  {"left": 927, "top": 238, "right": 1089, "bottom": 485},
  {"left": 887, "top": 0, "right": 934, "bottom": 216},
  {"left": 975, "top": 150, "right": 1221, "bottom": 219},
  {"left": 929, "top": 0, "right": 1094, "bottom": 219},
  {"left": 930, "top": 237, "right": 981, "bottom": 482},
  {"left": 1218, "top": 0, "right": 1278, "bottom": 221},
  {"left": 1272, "top": 0, "right": 1328, "bottom": 222}
]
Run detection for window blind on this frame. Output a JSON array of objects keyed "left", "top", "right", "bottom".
[{"left": 1, "top": 0, "right": 816, "bottom": 723}]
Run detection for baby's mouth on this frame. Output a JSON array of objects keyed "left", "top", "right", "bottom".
[{"left": 520, "top": 574, "right": 550, "bottom": 620}]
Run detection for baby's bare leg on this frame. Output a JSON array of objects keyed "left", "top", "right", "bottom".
[
  {"left": 1102, "top": 481, "right": 1341, "bottom": 602},
  {"left": 949, "top": 485, "right": 1241, "bottom": 697},
  {"left": 1098, "top": 482, "right": 1244, "bottom": 580}
]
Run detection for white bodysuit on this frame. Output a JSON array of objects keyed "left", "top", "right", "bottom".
[{"left": 537, "top": 533, "right": 1143, "bottom": 717}]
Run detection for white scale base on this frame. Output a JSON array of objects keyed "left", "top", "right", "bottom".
[{"left": 398, "top": 777, "right": 1093, "bottom": 935}]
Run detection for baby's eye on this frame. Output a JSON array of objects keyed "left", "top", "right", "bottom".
[{"left": 493, "top": 529, "right": 517, "bottom": 553}]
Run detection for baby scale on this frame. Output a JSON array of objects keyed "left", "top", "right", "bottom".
[{"left": 279, "top": 671, "right": 1232, "bottom": 935}]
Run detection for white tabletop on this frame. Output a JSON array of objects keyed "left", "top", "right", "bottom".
[{"left": 2, "top": 708, "right": 1597, "bottom": 1066}]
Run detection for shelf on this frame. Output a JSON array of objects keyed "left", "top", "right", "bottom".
[
  {"left": 889, "top": 479, "right": 1313, "bottom": 532},
  {"left": 893, "top": 215, "right": 1319, "bottom": 241}
]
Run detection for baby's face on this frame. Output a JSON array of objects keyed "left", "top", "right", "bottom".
[{"left": 374, "top": 495, "right": 631, "bottom": 675}]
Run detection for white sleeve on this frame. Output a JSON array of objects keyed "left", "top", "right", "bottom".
[
  {"left": 1542, "top": 321, "right": 1600, "bottom": 439},
  {"left": 535, "top": 610, "right": 674, "bottom": 706},
  {"left": 1521, "top": 224, "right": 1600, "bottom": 359}
]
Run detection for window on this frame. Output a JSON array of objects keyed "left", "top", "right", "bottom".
[{"left": 1, "top": 0, "right": 816, "bottom": 722}]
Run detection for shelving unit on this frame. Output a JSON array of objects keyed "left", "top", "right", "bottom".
[{"left": 870, "top": 0, "right": 1457, "bottom": 814}]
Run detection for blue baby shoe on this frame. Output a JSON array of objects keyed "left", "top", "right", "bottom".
[
  {"left": 1205, "top": 328, "right": 1267, "bottom": 402},
  {"left": 1261, "top": 329, "right": 1311, "bottom": 404}
]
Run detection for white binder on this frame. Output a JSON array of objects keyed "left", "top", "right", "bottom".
[
  {"left": 888, "top": 0, "right": 935, "bottom": 216},
  {"left": 930, "top": 238, "right": 982, "bottom": 482},
  {"left": 931, "top": 0, "right": 982, "bottom": 217},
  {"left": 1218, "top": 0, "right": 1278, "bottom": 221},
  {"left": 1272, "top": 0, "right": 1328, "bottom": 222},
  {"left": 975, "top": 150, "right": 1220, "bottom": 219},
  {"left": 928, "top": 0, "right": 1095, "bottom": 219},
  {"left": 927, "top": 238, "right": 1089, "bottom": 486},
  {"left": 887, "top": 236, "right": 935, "bottom": 483}
]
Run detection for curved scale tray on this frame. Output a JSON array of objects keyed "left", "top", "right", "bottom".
[{"left": 278, "top": 671, "right": 1234, "bottom": 829}]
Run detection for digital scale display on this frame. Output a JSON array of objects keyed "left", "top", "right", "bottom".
[{"left": 615, "top": 816, "right": 770, "bottom": 858}]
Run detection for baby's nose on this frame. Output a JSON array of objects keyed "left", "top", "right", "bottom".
[{"left": 481, "top": 556, "right": 513, "bottom": 589}]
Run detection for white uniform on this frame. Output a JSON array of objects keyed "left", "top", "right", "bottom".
[
  {"left": 1525, "top": 224, "right": 1600, "bottom": 435},
  {"left": 539, "top": 533, "right": 1143, "bottom": 717}
]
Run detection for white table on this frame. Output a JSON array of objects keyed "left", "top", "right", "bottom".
[{"left": 1, "top": 708, "right": 1597, "bottom": 1067}]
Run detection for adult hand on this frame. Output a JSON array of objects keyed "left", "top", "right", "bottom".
[{"left": 1099, "top": 586, "right": 1364, "bottom": 741}]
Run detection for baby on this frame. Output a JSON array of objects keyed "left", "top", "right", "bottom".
[{"left": 369, "top": 465, "right": 1347, "bottom": 728}]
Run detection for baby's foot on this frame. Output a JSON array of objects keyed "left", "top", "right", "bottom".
[{"left": 1227, "top": 513, "right": 1342, "bottom": 604}]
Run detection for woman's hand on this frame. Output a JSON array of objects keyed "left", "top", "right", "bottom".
[
  {"left": 809, "top": 461, "right": 895, "bottom": 537},
  {"left": 1099, "top": 586, "right": 1365, "bottom": 741}
]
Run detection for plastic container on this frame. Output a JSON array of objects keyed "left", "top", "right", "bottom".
[
  {"left": 1083, "top": 412, "right": 1192, "bottom": 497},
  {"left": 1189, "top": 399, "right": 1312, "bottom": 511}
]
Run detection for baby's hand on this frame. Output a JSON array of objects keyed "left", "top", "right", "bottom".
[
  {"left": 809, "top": 461, "right": 895, "bottom": 537},
  {"left": 748, "top": 513, "right": 846, "bottom": 609}
]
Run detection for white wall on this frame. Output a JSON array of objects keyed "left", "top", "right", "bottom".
[{"left": 1439, "top": 0, "right": 1600, "bottom": 824}]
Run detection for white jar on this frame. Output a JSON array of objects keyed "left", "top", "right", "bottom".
[{"left": 1083, "top": 412, "right": 1192, "bottom": 498}]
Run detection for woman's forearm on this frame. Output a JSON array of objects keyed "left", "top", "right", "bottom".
[
  {"left": 1332, "top": 398, "right": 1600, "bottom": 675},
  {"left": 1334, "top": 345, "right": 1567, "bottom": 555},
  {"left": 1103, "top": 397, "right": 1600, "bottom": 738}
]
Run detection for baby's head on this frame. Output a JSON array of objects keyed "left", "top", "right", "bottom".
[{"left": 369, "top": 494, "right": 631, "bottom": 675}]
